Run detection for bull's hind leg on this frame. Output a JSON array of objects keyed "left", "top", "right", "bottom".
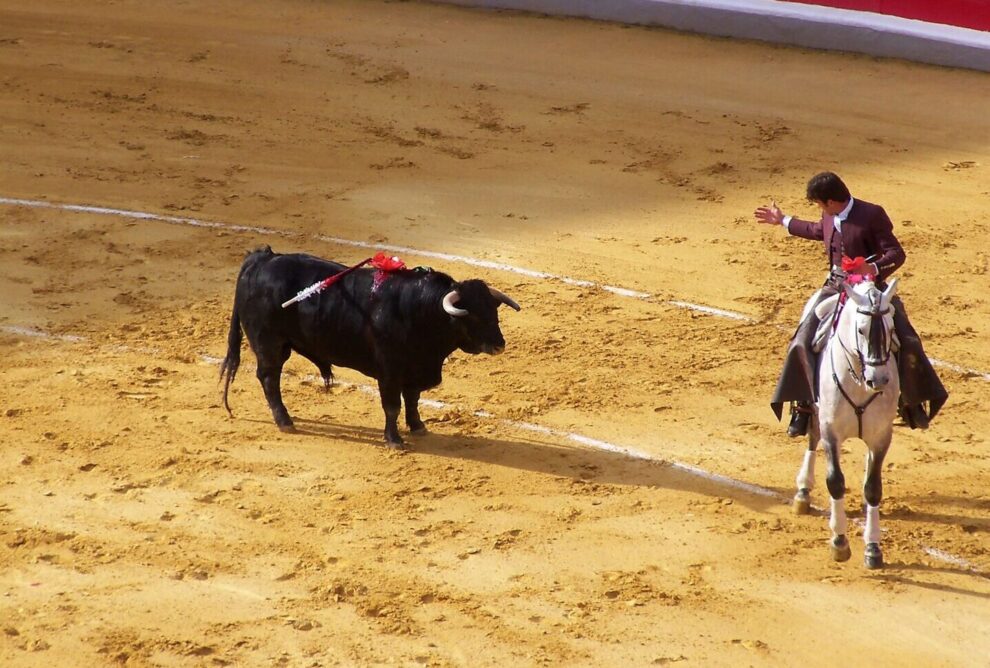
[
  {"left": 256, "top": 343, "right": 294, "bottom": 432},
  {"left": 793, "top": 414, "right": 820, "bottom": 515},
  {"left": 823, "top": 436, "right": 852, "bottom": 562},
  {"left": 862, "top": 442, "right": 891, "bottom": 569},
  {"left": 402, "top": 387, "right": 427, "bottom": 435}
]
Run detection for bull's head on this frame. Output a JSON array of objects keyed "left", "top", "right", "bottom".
[{"left": 442, "top": 279, "right": 520, "bottom": 355}]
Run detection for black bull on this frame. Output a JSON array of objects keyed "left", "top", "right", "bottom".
[{"left": 220, "top": 246, "right": 520, "bottom": 447}]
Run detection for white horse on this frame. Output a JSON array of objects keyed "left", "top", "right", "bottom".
[{"left": 792, "top": 278, "right": 900, "bottom": 569}]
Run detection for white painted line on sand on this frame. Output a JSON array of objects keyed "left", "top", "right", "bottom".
[
  {"left": 0, "top": 195, "right": 735, "bottom": 313},
  {"left": 1, "top": 325, "right": 84, "bottom": 342},
  {"left": 7, "top": 194, "right": 986, "bottom": 383},
  {"left": 930, "top": 358, "right": 990, "bottom": 383},
  {"left": 669, "top": 300, "right": 755, "bottom": 322}
]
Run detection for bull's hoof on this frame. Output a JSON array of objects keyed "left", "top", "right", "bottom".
[
  {"left": 277, "top": 423, "right": 297, "bottom": 434},
  {"left": 864, "top": 542, "right": 884, "bottom": 569},
  {"left": 383, "top": 431, "right": 406, "bottom": 450},
  {"left": 792, "top": 490, "right": 811, "bottom": 515},
  {"left": 831, "top": 535, "right": 852, "bottom": 562},
  {"left": 408, "top": 426, "right": 429, "bottom": 437}
]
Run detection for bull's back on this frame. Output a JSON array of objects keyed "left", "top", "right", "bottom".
[{"left": 234, "top": 249, "right": 378, "bottom": 375}]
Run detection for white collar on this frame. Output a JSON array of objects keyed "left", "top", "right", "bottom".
[{"left": 836, "top": 197, "right": 855, "bottom": 221}]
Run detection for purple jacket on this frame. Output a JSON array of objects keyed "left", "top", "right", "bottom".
[{"left": 787, "top": 199, "right": 905, "bottom": 282}]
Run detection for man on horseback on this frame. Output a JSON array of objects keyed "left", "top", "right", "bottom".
[{"left": 754, "top": 171, "right": 948, "bottom": 437}]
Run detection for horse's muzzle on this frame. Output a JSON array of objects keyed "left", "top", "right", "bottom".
[{"left": 865, "top": 375, "right": 891, "bottom": 392}]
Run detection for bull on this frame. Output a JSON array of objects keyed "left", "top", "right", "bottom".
[{"left": 219, "top": 246, "right": 520, "bottom": 447}]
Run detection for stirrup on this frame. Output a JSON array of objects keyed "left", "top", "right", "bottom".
[{"left": 787, "top": 403, "right": 812, "bottom": 437}]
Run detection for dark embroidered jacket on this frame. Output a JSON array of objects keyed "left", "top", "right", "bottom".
[{"left": 787, "top": 199, "right": 906, "bottom": 282}]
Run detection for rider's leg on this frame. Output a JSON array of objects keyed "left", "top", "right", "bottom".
[
  {"left": 773, "top": 285, "right": 838, "bottom": 437},
  {"left": 891, "top": 296, "right": 948, "bottom": 428}
]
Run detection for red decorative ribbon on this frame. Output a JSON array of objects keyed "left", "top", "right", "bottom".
[
  {"left": 371, "top": 251, "right": 406, "bottom": 292},
  {"left": 282, "top": 252, "right": 408, "bottom": 308},
  {"left": 841, "top": 255, "right": 876, "bottom": 283}
]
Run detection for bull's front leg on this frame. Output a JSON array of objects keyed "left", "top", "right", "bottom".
[
  {"left": 402, "top": 387, "right": 427, "bottom": 435},
  {"left": 377, "top": 378, "right": 404, "bottom": 448}
]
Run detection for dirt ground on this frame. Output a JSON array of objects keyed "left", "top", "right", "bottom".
[{"left": 2, "top": 1, "right": 989, "bottom": 665}]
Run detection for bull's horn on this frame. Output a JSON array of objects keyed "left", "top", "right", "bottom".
[
  {"left": 442, "top": 290, "right": 469, "bottom": 317},
  {"left": 489, "top": 287, "right": 521, "bottom": 311}
]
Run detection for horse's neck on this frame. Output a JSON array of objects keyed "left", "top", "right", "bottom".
[{"left": 824, "top": 314, "right": 868, "bottom": 393}]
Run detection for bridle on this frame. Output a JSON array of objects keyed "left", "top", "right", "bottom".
[{"left": 828, "top": 286, "right": 894, "bottom": 439}]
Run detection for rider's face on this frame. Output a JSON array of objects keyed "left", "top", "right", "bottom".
[{"left": 813, "top": 198, "right": 846, "bottom": 216}]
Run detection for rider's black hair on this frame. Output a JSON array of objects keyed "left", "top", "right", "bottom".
[{"left": 806, "top": 171, "right": 851, "bottom": 203}]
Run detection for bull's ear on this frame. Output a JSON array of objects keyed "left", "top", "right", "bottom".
[{"left": 489, "top": 287, "right": 520, "bottom": 311}]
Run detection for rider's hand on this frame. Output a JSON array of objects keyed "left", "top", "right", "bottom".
[
  {"left": 849, "top": 263, "right": 878, "bottom": 277},
  {"left": 754, "top": 200, "right": 784, "bottom": 226}
]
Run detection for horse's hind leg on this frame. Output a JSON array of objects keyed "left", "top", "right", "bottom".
[
  {"left": 862, "top": 442, "right": 891, "bottom": 569},
  {"left": 823, "top": 436, "right": 851, "bottom": 562},
  {"left": 793, "top": 415, "right": 820, "bottom": 515}
]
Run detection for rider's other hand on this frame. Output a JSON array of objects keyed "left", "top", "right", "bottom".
[{"left": 754, "top": 200, "right": 783, "bottom": 225}]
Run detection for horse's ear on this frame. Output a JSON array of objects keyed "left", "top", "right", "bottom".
[
  {"left": 881, "top": 278, "right": 898, "bottom": 309},
  {"left": 814, "top": 293, "right": 840, "bottom": 320},
  {"left": 843, "top": 283, "right": 868, "bottom": 308},
  {"left": 883, "top": 278, "right": 899, "bottom": 298}
]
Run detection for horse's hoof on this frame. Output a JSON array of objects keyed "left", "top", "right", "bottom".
[
  {"left": 864, "top": 542, "right": 884, "bottom": 569},
  {"left": 408, "top": 426, "right": 429, "bottom": 437},
  {"left": 384, "top": 438, "right": 406, "bottom": 451},
  {"left": 792, "top": 491, "right": 811, "bottom": 515},
  {"left": 278, "top": 423, "right": 296, "bottom": 434},
  {"left": 831, "top": 535, "right": 852, "bottom": 562}
]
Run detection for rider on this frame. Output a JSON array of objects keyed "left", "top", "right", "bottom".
[{"left": 754, "top": 171, "right": 948, "bottom": 436}]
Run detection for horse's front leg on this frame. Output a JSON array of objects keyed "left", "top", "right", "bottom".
[
  {"left": 823, "top": 434, "right": 851, "bottom": 562},
  {"left": 793, "top": 413, "right": 820, "bottom": 515},
  {"left": 862, "top": 440, "right": 891, "bottom": 569}
]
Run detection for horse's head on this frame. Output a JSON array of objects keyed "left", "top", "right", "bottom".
[{"left": 840, "top": 278, "right": 898, "bottom": 392}]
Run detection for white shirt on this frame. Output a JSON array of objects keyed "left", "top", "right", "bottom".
[{"left": 833, "top": 198, "right": 855, "bottom": 234}]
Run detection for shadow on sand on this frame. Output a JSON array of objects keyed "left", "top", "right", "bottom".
[{"left": 281, "top": 416, "right": 783, "bottom": 513}]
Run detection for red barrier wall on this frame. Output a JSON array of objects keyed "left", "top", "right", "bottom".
[{"left": 781, "top": 1, "right": 990, "bottom": 31}]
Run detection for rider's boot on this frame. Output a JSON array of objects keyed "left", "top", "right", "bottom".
[
  {"left": 898, "top": 401, "right": 930, "bottom": 430},
  {"left": 787, "top": 401, "right": 812, "bottom": 438}
]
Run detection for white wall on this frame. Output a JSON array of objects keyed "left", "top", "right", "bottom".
[{"left": 435, "top": 0, "right": 990, "bottom": 71}]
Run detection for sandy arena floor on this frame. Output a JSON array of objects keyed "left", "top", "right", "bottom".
[{"left": 1, "top": 1, "right": 989, "bottom": 665}]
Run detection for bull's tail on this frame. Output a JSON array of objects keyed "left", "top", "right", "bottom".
[
  {"left": 219, "top": 297, "right": 242, "bottom": 417},
  {"left": 219, "top": 246, "right": 273, "bottom": 416}
]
